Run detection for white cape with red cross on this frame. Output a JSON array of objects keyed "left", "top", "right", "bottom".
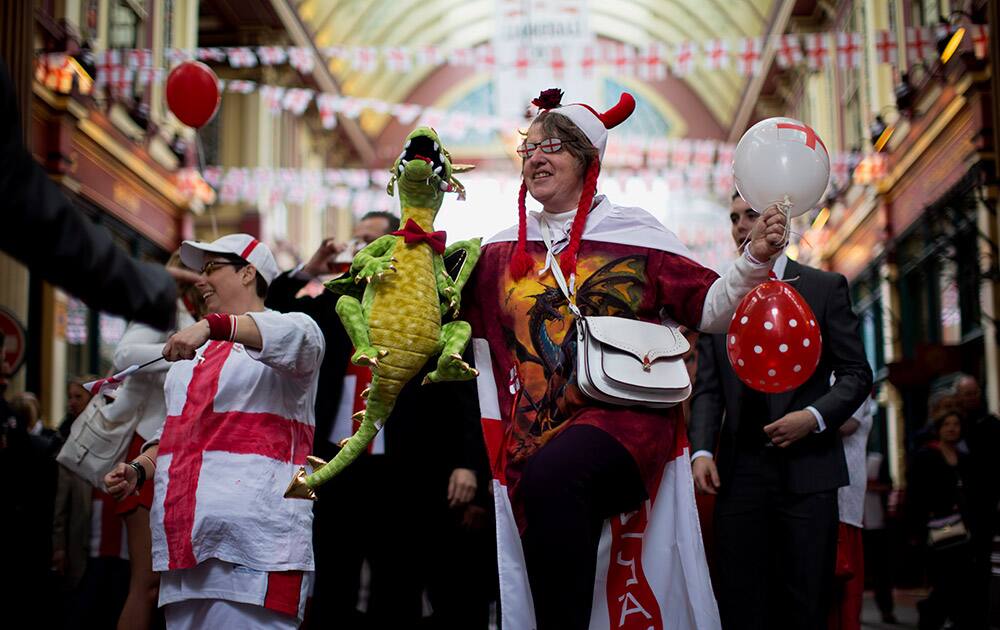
[{"left": 473, "top": 338, "right": 721, "bottom": 630}]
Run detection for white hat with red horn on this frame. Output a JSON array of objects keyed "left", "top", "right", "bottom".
[{"left": 529, "top": 88, "right": 636, "bottom": 158}]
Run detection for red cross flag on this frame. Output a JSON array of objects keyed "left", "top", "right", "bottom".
[
  {"left": 905, "top": 27, "right": 933, "bottom": 63},
  {"left": 638, "top": 43, "right": 667, "bottom": 81},
  {"left": 693, "top": 139, "right": 718, "bottom": 167},
  {"left": 227, "top": 47, "right": 257, "bottom": 69},
  {"left": 415, "top": 45, "right": 444, "bottom": 67},
  {"left": 166, "top": 48, "right": 192, "bottom": 65},
  {"left": 672, "top": 40, "right": 695, "bottom": 77},
  {"left": 95, "top": 49, "right": 120, "bottom": 89},
  {"left": 260, "top": 85, "right": 286, "bottom": 115},
  {"left": 289, "top": 47, "right": 316, "bottom": 74},
  {"left": 385, "top": 46, "right": 411, "bottom": 73},
  {"left": 392, "top": 102, "right": 423, "bottom": 125},
  {"left": 196, "top": 47, "right": 227, "bottom": 63},
  {"left": 836, "top": 32, "right": 862, "bottom": 69},
  {"left": 550, "top": 46, "right": 566, "bottom": 80},
  {"left": 713, "top": 163, "right": 735, "bottom": 197},
  {"left": 475, "top": 44, "right": 496, "bottom": 73},
  {"left": 704, "top": 39, "right": 730, "bottom": 71},
  {"left": 227, "top": 80, "right": 257, "bottom": 94},
  {"left": 971, "top": 25, "right": 989, "bottom": 59},
  {"left": 320, "top": 103, "right": 349, "bottom": 132},
  {"left": 580, "top": 45, "right": 597, "bottom": 78},
  {"left": 111, "top": 65, "right": 134, "bottom": 99},
  {"left": 805, "top": 33, "right": 830, "bottom": 70},
  {"left": 775, "top": 33, "right": 803, "bottom": 69},
  {"left": 670, "top": 138, "right": 693, "bottom": 169},
  {"left": 282, "top": 88, "right": 314, "bottom": 116},
  {"left": 874, "top": 29, "right": 898, "bottom": 65},
  {"left": 352, "top": 47, "right": 378, "bottom": 73},
  {"left": 322, "top": 46, "right": 346, "bottom": 61},
  {"left": 136, "top": 67, "right": 162, "bottom": 88},
  {"left": 613, "top": 44, "right": 637, "bottom": 76},
  {"left": 448, "top": 46, "right": 475, "bottom": 67},
  {"left": 515, "top": 46, "right": 531, "bottom": 78},
  {"left": 126, "top": 49, "right": 152, "bottom": 69},
  {"left": 735, "top": 37, "right": 763, "bottom": 76},
  {"left": 256, "top": 46, "right": 287, "bottom": 66}
]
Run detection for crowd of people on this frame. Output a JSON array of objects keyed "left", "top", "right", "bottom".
[{"left": 0, "top": 77, "right": 997, "bottom": 630}]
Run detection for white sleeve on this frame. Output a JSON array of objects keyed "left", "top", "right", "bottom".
[
  {"left": 245, "top": 310, "right": 326, "bottom": 376},
  {"left": 112, "top": 322, "right": 170, "bottom": 373},
  {"left": 698, "top": 253, "right": 774, "bottom": 333}
]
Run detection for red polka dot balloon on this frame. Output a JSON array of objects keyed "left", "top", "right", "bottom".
[{"left": 727, "top": 281, "right": 822, "bottom": 393}]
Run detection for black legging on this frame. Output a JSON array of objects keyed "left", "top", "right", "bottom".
[{"left": 519, "top": 424, "right": 647, "bottom": 630}]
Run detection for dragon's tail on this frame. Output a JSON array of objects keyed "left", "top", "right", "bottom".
[{"left": 284, "top": 378, "right": 403, "bottom": 500}]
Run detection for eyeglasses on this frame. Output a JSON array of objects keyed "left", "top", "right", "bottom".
[
  {"left": 516, "top": 137, "right": 572, "bottom": 159},
  {"left": 200, "top": 260, "right": 243, "bottom": 276}
]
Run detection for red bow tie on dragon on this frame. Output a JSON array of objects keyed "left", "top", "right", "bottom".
[{"left": 391, "top": 219, "right": 447, "bottom": 254}]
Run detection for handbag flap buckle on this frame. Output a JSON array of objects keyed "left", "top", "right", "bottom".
[{"left": 584, "top": 316, "right": 689, "bottom": 363}]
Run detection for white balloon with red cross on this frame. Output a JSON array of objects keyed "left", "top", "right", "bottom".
[
  {"left": 726, "top": 280, "right": 822, "bottom": 393},
  {"left": 733, "top": 116, "right": 831, "bottom": 218}
]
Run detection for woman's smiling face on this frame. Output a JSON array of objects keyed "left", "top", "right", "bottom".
[{"left": 521, "top": 122, "right": 586, "bottom": 213}]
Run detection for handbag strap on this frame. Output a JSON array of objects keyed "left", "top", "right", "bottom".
[{"left": 539, "top": 219, "right": 583, "bottom": 319}]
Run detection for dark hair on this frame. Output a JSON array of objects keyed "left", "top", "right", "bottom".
[
  {"left": 731, "top": 189, "right": 742, "bottom": 201},
  {"left": 218, "top": 253, "right": 268, "bottom": 299},
  {"left": 360, "top": 211, "right": 400, "bottom": 233},
  {"left": 931, "top": 407, "right": 963, "bottom": 435},
  {"left": 526, "top": 111, "right": 599, "bottom": 176}
]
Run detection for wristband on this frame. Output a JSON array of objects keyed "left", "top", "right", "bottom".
[
  {"left": 129, "top": 460, "right": 147, "bottom": 490},
  {"left": 205, "top": 313, "right": 238, "bottom": 342}
]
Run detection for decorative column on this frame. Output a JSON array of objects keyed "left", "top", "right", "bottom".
[{"left": 0, "top": 0, "right": 35, "bottom": 395}]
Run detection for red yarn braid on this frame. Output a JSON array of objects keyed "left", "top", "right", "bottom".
[
  {"left": 511, "top": 180, "right": 534, "bottom": 278},
  {"left": 559, "top": 159, "right": 601, "bottom": 277}
]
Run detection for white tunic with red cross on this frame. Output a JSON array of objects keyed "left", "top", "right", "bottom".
[{"left": 149, "top": 310, "right": 323, "bottom": 577}]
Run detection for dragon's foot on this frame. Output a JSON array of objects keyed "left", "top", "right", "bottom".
[
  {"left": 356, "top": 256, "right": 397, "bottom": 284},
  {"left": 352, "top": 347, "right": 387, "bottom": 369},
  {"left": 423, "top": 352, "right": 479, "bottom": 384},
  {"left": 284, "top": 467, "right": 317, "bottom": 501}
]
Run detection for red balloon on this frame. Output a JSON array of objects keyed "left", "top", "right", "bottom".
[
  {"left": 726, "top": 281, "right": 822, "bottom": 393},
  {"left": 165, "top": 61, "right": 220, "bottom": 128}
]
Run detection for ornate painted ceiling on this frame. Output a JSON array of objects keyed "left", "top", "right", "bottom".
[{"left": 295, "top": 0, "right": 779, "bottom": 148}]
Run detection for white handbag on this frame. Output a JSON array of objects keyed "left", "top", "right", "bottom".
[
  {"left": 540, "top": 221, "right": 692, "bottom": 409},
  {"left": 56, "top": 391, "right": 140, "bottom": 488}
]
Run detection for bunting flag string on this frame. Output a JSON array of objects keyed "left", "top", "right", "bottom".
[
  {"left": 70, "top": 26, "right": 987, "bottom": 83},
  {"left": 195, "top": 150, "right": 886, "bottom": 215}
]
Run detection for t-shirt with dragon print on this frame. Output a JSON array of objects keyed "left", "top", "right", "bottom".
[{"left": 466, "top": 235, "right": 719, "bottom": 530}]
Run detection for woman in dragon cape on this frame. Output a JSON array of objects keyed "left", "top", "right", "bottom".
[{"left": 462, "top": 89, "right": 789, "bottom": 630}]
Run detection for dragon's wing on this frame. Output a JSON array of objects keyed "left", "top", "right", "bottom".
[{"left": 574, "top": 254, "right": 647, "bottom": 318}]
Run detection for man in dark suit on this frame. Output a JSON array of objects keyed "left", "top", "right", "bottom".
[{"left": 688, "top": 193, "right": 873, "bottom": 629}]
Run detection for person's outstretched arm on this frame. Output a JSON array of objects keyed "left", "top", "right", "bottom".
[{"left": 0, "top": 59, "right": 178, "bottom": 330}]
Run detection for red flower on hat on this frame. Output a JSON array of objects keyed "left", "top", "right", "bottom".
[{"left": 531, "top": 88, "right": 564, "bottom": 110}]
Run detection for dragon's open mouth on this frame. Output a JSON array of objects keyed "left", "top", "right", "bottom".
[{"left": 398, "top": 134, "right": 446, "bottom": 177}]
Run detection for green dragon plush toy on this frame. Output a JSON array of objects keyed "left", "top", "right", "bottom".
[{"left": 285, "top": 127, "right": 481, "bottom": 500}]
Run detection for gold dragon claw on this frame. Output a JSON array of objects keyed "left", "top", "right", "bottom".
[
  {"left": 421, "top": 375, "right": 432, "bottom": 386},
  {"left": 378, "top": 349, "right": 388, "bottom": 357},
  {"left": 306, "top": 455, "right": 328, "bottom": 471},
  {"left": 360, "top": 386, "right": 370, "bottom": 399},
  {"left": 284, "top": 467, "right": 317, "bottom": 501}
]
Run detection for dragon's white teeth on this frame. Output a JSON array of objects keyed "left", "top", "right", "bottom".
[
  {"left": 398, "top": 151, "right": 406, "bottom": 160},
  {"left": 404, "top": 139, "right": 411, "bottom": 148},
  {"left": 438, "top": 152, "right": 445, "bottom": 163},
  {"left": 440, "top": 181, "right": 449, "bottom": 191},
  {"left": 433, "top": 165, "right": 442, "bottom": 174},
  {"left": 433, "top": 142, "right": 439, "bottom": 151},
  {"left": 397, "top": 163, "right": 405, "bottom": 173}
]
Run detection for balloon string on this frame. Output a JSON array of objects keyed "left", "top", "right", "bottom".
[{"left": 736, "top": 196, "right": 793, "bottom": 255}]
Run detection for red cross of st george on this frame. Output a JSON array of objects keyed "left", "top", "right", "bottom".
[{"left": 158, "top": 341, "right": 314, "bottom": 570}]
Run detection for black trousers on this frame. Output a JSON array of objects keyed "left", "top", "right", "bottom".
[
  {"left": 714, "top": 447, "right": 839, "bottom": 630},
  {"left": 308, "top": 455, "right": 425, "bottom": 629},
  {"left": 519, "top": 424, "right": 647, "bottom": 630},
  {"left": 862, "top": 528, "right": 894, "bottom": 617}
]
